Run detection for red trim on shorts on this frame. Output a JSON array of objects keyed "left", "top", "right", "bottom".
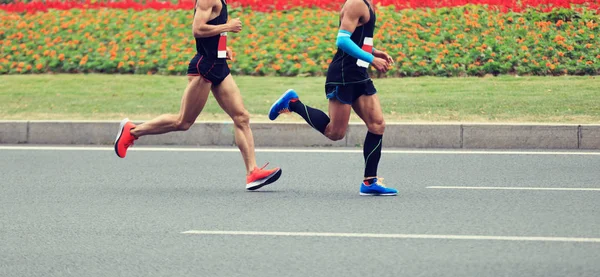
[
  {"left": 195, "top": 55, "right": 203, "bottom": 74},
  {"left": 201, "top": 76, "right": 212, "bottom": 83},
  {"left": 188, "top": 73, "right": 212, "bottom": 83}
]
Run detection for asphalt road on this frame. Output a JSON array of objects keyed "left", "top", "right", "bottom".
[{"left": 1, "top": 146, "right": 599, "bottom": 277}]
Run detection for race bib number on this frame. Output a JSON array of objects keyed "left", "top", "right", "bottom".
[
  {"left": 357, "top": 37, "right": 373, "bottom": 68},
  {"left": 218, "top": 32, "right": 227, "bottom": 59}
]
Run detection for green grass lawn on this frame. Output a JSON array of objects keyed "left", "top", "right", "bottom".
[{"left": 1, "top": 74, "right": 599, "bottom": 123}]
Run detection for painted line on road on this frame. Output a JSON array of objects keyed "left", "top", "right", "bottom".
[
  {"left": 427, "top": 186, "right": 600, "bottom": 191},
  {"left": 1, "top": 146, "right": 599, "bottom": 155},
  {"left": 181, "top": 230, "right": 600, "bottom": 243}
]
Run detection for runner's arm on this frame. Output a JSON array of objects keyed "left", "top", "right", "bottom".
[
  {"left": 192, "top": 0, "right": 230, "bottom": 38},
  {"left": 335, "top": 0, "right": 374, "bottom": 63}
]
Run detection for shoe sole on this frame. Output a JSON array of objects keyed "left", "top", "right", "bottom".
[
  {"left": 246, "top": 169, "right": 282, "bottom": 190},
  {"left": 268, "top": 89, "right": 294, "bottom": 120},
  {"left": 359, "top": 192, "right": 398, "bottom": 196},
  {"left": 114, "top": 118, "right": 129, "bottom": 158}
]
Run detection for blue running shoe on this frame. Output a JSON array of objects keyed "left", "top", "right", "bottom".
[
  {"left": 360, "top": 178, "right": 398, "bottom": 196},
  {"left": 269, "top": 89, "right": 299, "bottom": 120}
]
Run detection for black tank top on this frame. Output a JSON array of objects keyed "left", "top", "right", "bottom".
[
  {"left": 326, "top": 0, "right": 376, "bottom": 85},
  {"left": 194, "top": 0, "right": 228, "bottom": 59}
]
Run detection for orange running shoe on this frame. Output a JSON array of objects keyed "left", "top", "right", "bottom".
[
  {"left": 114, "top": 118, "right": 137, "bottom": 158},
  {"left": 246, "top": 163, "right": 282, "bottom": 190}
]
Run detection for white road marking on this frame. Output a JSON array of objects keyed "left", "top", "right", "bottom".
[
  {"left": 181, "top": 230, "right": 600, "bottom": 243},
  {"left": 0, "top": 146, "right": 599, "bottom": 155},
  {"left": 427, "top": 186, "right": 600, "bottom": 191}
]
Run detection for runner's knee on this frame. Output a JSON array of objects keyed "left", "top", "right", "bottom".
[
  {"left": 175, "top": 120, "right": 193, "bottom": 131},
  {"left": 367, "top": 119, "right": 385, "bottom": 135},
  {"left": 325, "top": 127, "right": 346, "bottom": 141},
  {"left": 232, "top": 111, "right": 250, "bottom": 129}
]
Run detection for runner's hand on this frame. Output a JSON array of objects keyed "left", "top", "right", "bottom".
[
  {"left": 372, "top": 57, "right": 390, "bottom": 73},
  {"left": 374, "top": 49, "right": 394, "bottom": 65},
  {"left": 226, "top": 47, "right": 234, "bottom": 61},
  {"left": 228, "top": 18, "right": 242, "bottom": 33}
]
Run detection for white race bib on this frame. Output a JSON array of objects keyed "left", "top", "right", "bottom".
[{"left": 217, "top": 32, "right": 227, "bottom": 59}]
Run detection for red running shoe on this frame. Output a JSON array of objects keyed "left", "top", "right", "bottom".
[
  {"left": 246, "top": 163, "right": 282, "bottom": 190},
  {"left": 114, "top": 118, "right": 137, "bottom": 158}
]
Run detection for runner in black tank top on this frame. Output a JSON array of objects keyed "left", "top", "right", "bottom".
[
  {"left": 114, "top": 0, "right": 282, "bottom": 191},
  {"left": 326, "top": 0, "right": 376, "bottom": 87},
  {"left": 268, "top": 0, "right": 398, "bottom": 196},
  {"left": 324, "top": 0, "right": 383, "bottom": 105},
  {"left": 187, "top": 0, "right": 230, "bottom": 85}
]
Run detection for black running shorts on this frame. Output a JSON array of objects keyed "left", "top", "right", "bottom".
[
  {"left": 187, "top": 53, "right": 230, "bottom": 85},
  {"left": 324, "top": 80, "right": 377, "bottom": 105}
]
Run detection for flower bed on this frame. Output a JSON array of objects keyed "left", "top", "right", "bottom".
[{"left": 0, "top": 2, "right": 598, "bottom": 76}]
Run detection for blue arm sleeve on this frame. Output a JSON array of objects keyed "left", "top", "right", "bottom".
[{"left": 335, "top": 30, "right": 374, "bottom": 64}]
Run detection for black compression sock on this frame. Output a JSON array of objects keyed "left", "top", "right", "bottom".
[
  {"left": 364, "top": 131, "right": 383, "bottom": 178},
  {"left": 289, "top": 99, "right": 330, "bottom": 134}
]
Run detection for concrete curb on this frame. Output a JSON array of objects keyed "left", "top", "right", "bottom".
[{"left": 0, "top": 121, "right": 599, "bottom": 149}]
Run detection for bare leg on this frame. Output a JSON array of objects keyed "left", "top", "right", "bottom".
[
  {"left": 324, "top": 99, "right": 352, "bottom": 141},
  {"left": 211, "top": 75, "right": 257, "bottom": 174},
  {"left": 131, "top": 76, "right": 212, "bottom": 137},
  {"left": 352, "top": 94, "right": 385, "bottom": 135}
]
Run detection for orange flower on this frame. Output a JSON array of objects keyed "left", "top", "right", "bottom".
[
  {"left": 117, "top": 62, "right": 124, "bottom": 69},
  {"left": 294, "top": 63, "right": 302, "bottom": 69},
  {"left": 36, "top": 63, "right": 43, "bottom": 70},
  {"left": 272, "top": 64, "right": 281, "bottom": 71},
  {"left": 26, "top": 65, "right": 32, "bottom": 71},
  {"left": 168, "top": 65, "right": 175, "bottom": 71}
]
